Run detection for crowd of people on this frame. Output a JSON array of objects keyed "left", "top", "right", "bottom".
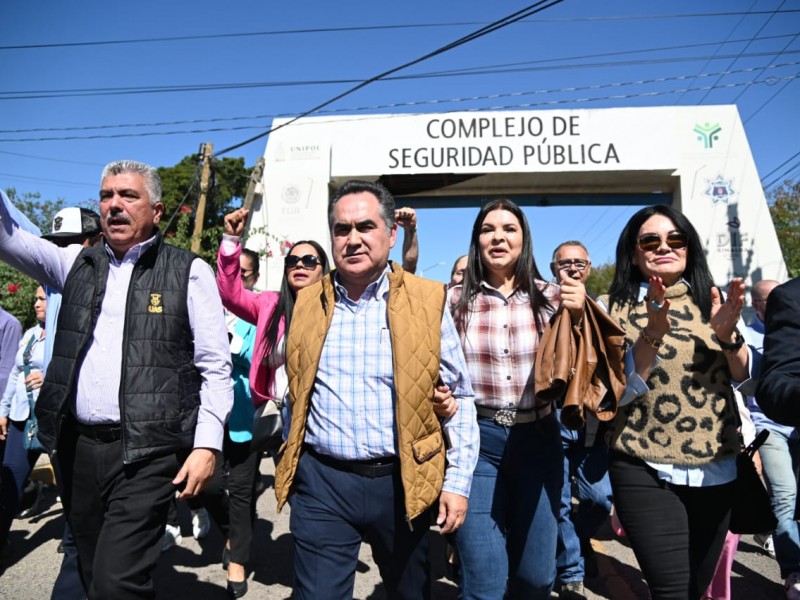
[{"left": 0, "top": 160, "right": 799, "bottom": 600}]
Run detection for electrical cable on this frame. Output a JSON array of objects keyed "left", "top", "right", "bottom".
[
  {"left": 3, "top": 48, "right": 798, "bottom": 101},
  {"left": 732, "top": 32, "right": 799, "bottom": 104},
  {"left": 743, "top": 65, "right": 799, "bottom": 124},
  {"left": 213, "top": 0, "right": 567, "bottom": 157},
  {"left": 162, "top": 167, "right": 202, "bottom": 232},
  {"left": 761, "top": 149, "right": 800, "bottom": 183},
  {"left": 675, "top": 0, "right": 758, "bottom": 105},
  {"left": 697, "top": 0, "right": 786, "bottom": 104},
  {"left": 3, "top": 59, "right": 796, "bottom": 134},
  {"left": 2, "top": 10, "right": 798, "bottom": 51},
  {"left": 0, "top": 149, "right": 105, "bottom": 166},
  {"left": 1, "top": 70, "right": 796, "bottom": 143},
  {"left": 0, "top": 171, "right": 97, "bottom": 188},
  {"left": 762, "top": 155, "right": 800, "bottom": 190}
]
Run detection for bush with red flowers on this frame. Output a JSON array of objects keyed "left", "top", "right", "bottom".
[{"left": 0, "top": 265, "right": 38, "bottom": 329}]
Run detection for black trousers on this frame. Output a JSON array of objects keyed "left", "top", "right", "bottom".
[
  {"left": 289, "top": 450, "right": 432, "bottom": 600},
  {"left": 191, "top": 435, "right": 261, "bottom": 564},
  {"left": 609, "top": 451, "right": 734, "bottom": 600},
  {"left": 58, "top": 424, "right": 180, "bottom": 600}
]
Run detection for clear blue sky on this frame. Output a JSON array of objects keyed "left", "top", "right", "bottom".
[{"left": 1, "top": 1, "right": 798, "bottom": 284}]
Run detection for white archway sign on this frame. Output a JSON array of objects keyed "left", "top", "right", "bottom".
[{"left": 246, "top": 106, "right": 786, "bottom": 291}]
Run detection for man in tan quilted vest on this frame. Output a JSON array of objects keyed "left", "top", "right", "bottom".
[{"left": 274, "top": 179, "right": 479, "bottom": 599}]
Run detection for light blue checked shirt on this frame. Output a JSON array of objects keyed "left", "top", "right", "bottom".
[{"left": 301, "top": 268, "right": 479, "bottom": 498}]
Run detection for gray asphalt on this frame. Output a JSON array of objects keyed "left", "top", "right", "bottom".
[{"left": 0, "top": 458, "right": 786, "bottom": 599}]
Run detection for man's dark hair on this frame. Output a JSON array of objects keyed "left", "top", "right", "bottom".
[{"left": 328, "top": 180, "right": 395, "bottom": 232}]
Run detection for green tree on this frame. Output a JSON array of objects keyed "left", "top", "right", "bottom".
[
  {"left": 158, "top": 154, "right": 252, "bottom": 262},
  {"left": 585, "top": 262, "right": 615, "bottom": 298},
  {"left": 768, "top": 179, "right": 800, "bottom": 278},
  {"left": 3, "top": 188, "right": 66, "bottom": 232}
]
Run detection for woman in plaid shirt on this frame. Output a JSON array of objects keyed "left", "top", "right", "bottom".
[{"left": 447, "top": 199, "right": 586, "bottom": 599}]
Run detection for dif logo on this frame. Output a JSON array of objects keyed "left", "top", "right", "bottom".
[{"left": 694, "top": 122, "right": 722, "bottom": 149}]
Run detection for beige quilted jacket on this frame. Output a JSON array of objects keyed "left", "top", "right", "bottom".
[{"left": 274, "top": 263, "right": 447, "bottom": 523}]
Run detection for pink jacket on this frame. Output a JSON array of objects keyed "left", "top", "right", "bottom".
[{"left": 216, "top": 240, "right": 284, "bottom": 408}]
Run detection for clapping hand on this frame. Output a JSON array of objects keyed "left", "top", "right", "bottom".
[
  {"left": 710, "top": 278, "right": 745, "bottom": 342},
  {"left": 644, "top": 276, "right": 671, "bottom": 338}
]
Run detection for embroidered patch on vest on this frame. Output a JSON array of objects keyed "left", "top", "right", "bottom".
[{"left": 148, "top": 292, "right": 163, "bottom": 314}]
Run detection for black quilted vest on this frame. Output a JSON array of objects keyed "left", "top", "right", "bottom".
[{"left": 35, "top": 232, "right": 202, "bottom": 463}]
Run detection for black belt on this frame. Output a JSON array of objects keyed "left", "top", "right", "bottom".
[
  {"left": 476, "top": 404, "right": 552, "bottom": 426},
  {"left": 305, "top": 446, "right": 398, "bottom": 478},
  {"left": 73, "top": 421, "right": 122, "bottom": 443}
]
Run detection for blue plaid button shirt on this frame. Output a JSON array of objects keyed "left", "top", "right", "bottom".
[{"left": 301, "top": 269, "right": 479, "bottom": 498}]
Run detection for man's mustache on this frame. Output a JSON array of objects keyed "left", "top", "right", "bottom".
[{"left": 106, "top": 212, "right": 131, "bottom": 225}]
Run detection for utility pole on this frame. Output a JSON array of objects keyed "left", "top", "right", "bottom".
[
  {"left": 243, "top": 156, "right": 265, "bottom": 212},
  {"left": 191, "top": 142, "right": 213, "bottom": 253}
]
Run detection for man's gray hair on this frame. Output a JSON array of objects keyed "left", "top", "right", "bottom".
[
  {"left": 551, "top": 240, "right": 590, "bottom": 262},
  {"left": 101, "top": 160, "right": 162, "bottom": 206},
  {"left": 328, "top": 179, "right": 395, "bottom": 232}
]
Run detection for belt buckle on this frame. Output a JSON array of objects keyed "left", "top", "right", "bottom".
[{"left": 494, "top": 408, "right": 517, "bottom": 426}]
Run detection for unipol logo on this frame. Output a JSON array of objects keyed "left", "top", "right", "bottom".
[{"left": 693, "top": 122, "right": 722, "bottom": 149}]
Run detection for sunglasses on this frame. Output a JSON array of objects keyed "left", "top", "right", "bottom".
[
  {"left": 554, "top": 259, "right": 590, "bottom": 272},
  {"left": 637, "top": 232, "right": 689, "bottom": 252},
  {"left": 284, "top": 254, "right": 321, "bottom": 270}
]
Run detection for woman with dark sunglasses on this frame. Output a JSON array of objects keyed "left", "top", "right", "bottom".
[
  {"left": 601, "top": 205, "right": 749, "bottom": 600},
  {"left": 214, "top": 208, "right": 329, "bottom": 598},
  {"left": 0, "top": 286, "right": 46, "bottom": 560}
]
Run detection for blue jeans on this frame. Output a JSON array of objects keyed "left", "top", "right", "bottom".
[
  {"left": 0, "top": 420, "right": 42, "bottom": 548},
  {"left": 454, "top": 413, "right": 563, "bottom": 600},
  {"left": 556, "top": 415, "right": 613, "bottom": 584},
  {"left": 758, "top": 427, "right": 800, "bottom": 578}
]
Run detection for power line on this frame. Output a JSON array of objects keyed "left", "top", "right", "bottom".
[
  {"left": 3, "top": 33, "right": 795, "bottom": 118},
  {"left": 2, "top": 10, "right": 798, "bottom": 51},
  {"left": 214, "top": 0, "right": 568, "bottom": 157},
  {"left": 762, "top": 151, "right": 800, "bottom": 189},
  {"left": 163, "top": 169, "right": 202, "bottom": 232},
  {"left": 4, "top": 47, "right": 797, "bottom": 102},
  {"left": 0, "top": 23, "right": 482, "bottom": 51},
  {"left": 760, "top": 149, "right": 800, "bottom": 183},
  {"left": 1, "top": 66, "right": 796, "bottom": 143},
  {"left": 0, "top": 171, "right": 97, "bottom": 188},
  {"left": 731, "top": 31, "right": 797, "bottom": 104},
  {"left": 743, "top": 59, "right": 800, "bottom": 123},
  {"left": 0, "top": 34, "right": 797, "bottom": 134},
  {"left": 677, "top": 0, "right": 758, "bottom": 105},
  {"left": 0, "top": 149, "right": 106, "bottom": 166},
  {"left": 697, "top": 0, "right": 786, "bottom": 104},
  {"left": 419, "top": 33, "right": 796, "bottom": 78}
]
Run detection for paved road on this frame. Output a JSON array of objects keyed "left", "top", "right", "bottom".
[{"left": 1, "top": 458, "right": 786, "bottom": 599}]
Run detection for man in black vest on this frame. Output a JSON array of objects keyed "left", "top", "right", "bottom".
[{"left": 0, "top": 160, "right": 233, "bottom": 599}]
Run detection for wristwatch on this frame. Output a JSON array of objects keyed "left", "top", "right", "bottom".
[{"left": 714, "top": 329, "right": 745, "bottom": 352}]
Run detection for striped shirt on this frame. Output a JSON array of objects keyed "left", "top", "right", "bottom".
[
  {"left": 448, "top": 280, "right": 560, "bottom": 411},
  {"left": 302, "top": 269, "right": 479, "bottom": 498}
]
